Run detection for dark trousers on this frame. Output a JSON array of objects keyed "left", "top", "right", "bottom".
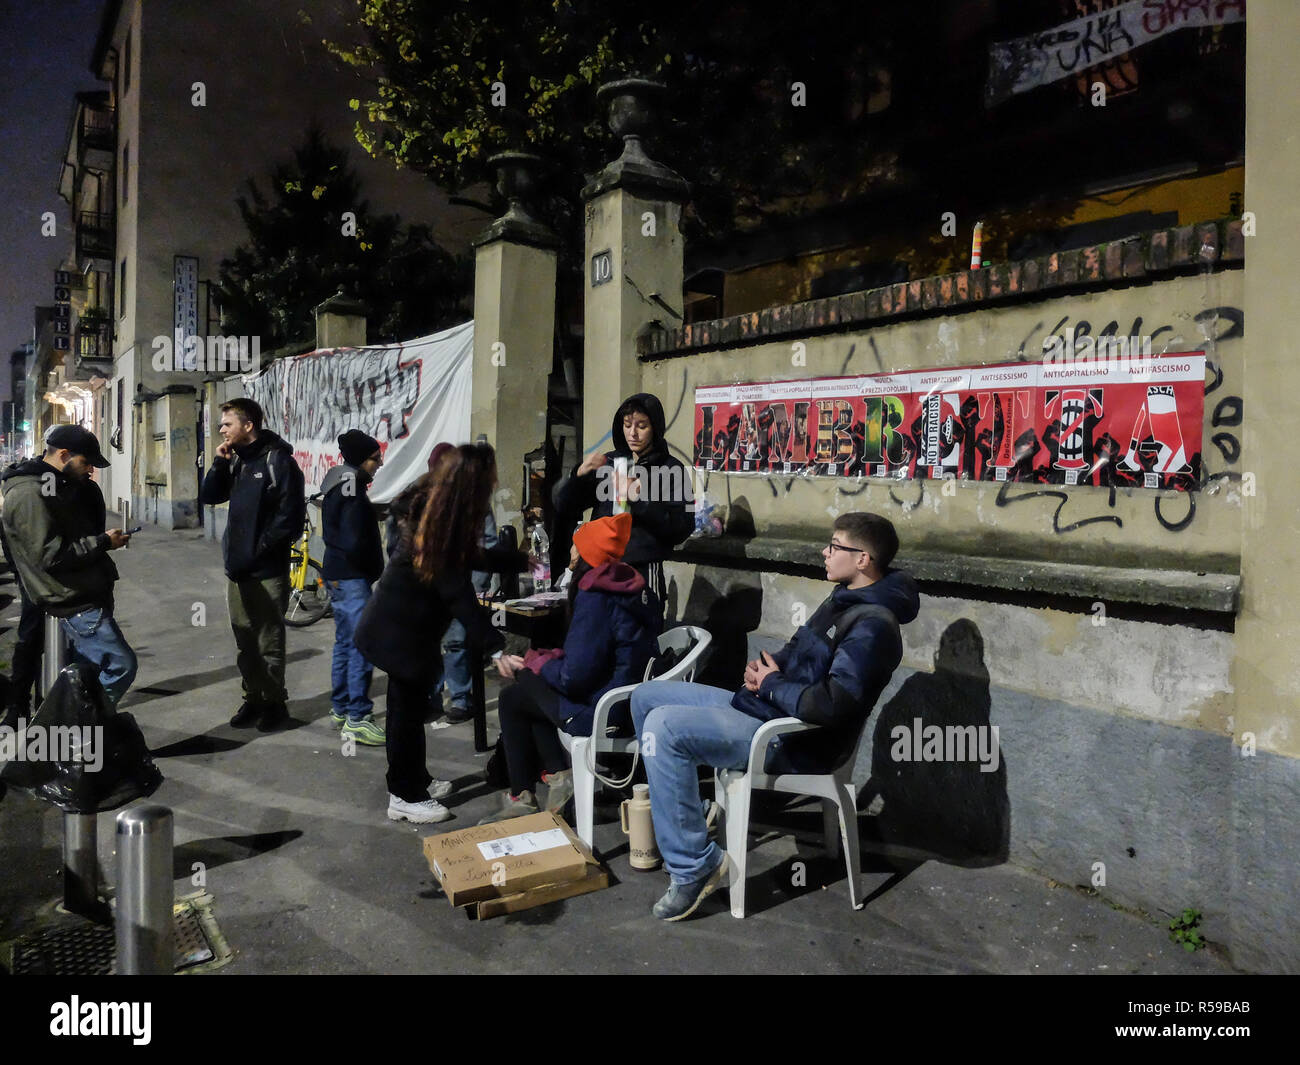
[
  {"left": 385, "top": 673, "right": 436, "bottom": 802},
  {"left": 499, "top": 670, "right": 570, "bottom": 796},
  {"left": 227, "top": 576, "right": 289, "bottom": 705},
  {"left": 8, "top": 589, "right": 45, "bottom": 715}
]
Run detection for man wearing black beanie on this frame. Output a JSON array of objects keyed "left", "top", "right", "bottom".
[{"left": 321, "top": 430, "right": 385, "bottom": 745}]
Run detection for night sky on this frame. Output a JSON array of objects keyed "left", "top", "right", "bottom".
[{"left": 0, "top": 0, "right": 107, "bottom": 404}]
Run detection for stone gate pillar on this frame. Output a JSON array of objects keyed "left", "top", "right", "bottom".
[
  {"left": 581, "top": 79, "right": 689, "bottom": 454},
  {"left": 471, "top": 152, "right": 558, "bottom": 518},
  {"left": 1233, "top": 0, "right": 1300, "bottom": 972}
]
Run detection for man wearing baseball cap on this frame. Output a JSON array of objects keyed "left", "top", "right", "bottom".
[{"left": 0, "top": 425, "right": 137, "bottom": 708}]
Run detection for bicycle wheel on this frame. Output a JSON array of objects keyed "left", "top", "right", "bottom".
[{"left": 285, "top": 560, "right": 331, "bottom": 627}]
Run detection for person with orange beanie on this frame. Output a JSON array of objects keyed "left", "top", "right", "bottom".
[{"left": 480, "top": 512, "right": 661, "bottom": 823}]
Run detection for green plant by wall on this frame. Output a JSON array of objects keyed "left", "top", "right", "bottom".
[{"left": 1169, "top": 908, "right": 1206, "bottom": 952}]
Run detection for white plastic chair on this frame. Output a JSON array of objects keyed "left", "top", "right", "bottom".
[
  {"left": 559, "top": 625, "right": 712, "bottom": 848},
  {"left": 715, "top": 715, "right": 873, "bottom": 918}
]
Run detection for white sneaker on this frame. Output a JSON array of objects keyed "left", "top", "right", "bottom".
[
  {"left": 387, "top": 793, "right": 452, "bottom": 824},
  {"left": 429, "top": 778, "right": 454, "bottom": 800}
]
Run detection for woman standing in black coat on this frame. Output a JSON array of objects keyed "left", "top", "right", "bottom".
[
  {"left": 355, "top": 443, "right": 518, "bottom": 824},
  {"left": 552, "top": 392, "right": 694, "bottom": 608}
]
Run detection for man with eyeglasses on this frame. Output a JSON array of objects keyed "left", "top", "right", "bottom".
[{"left": 630, "top": 512, "right": 919, "bottom": 921}]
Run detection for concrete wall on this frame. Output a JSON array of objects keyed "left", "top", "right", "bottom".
[
  {"left": 643, "top": 272, "right": 1245, "bottom": 573},
  {"left": 639, "top": 266, "right": 1299, "bottom": 971},
  {"left": 1233, "top": 0, "right": 1300, "bottom": 974},
  {"left": 471, "top": 239, "right": 555, "bottom": 520}
]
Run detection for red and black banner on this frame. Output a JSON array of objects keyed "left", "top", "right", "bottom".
[{"left": 692, "top": 354, "right": 1206, "bottom": 490}]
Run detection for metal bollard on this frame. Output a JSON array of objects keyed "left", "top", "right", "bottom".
[
  {"left": 40, "top": 614, "right": 64, "bottom": 701},
  {"left": 115, "top": 805, "right": 174, "bottom": 975},
  {"left": 42, "top": 615, "right": 102, "bottom": 915},
  {"left": 63, "top": 811, "right": 100, "bottom": 916}
]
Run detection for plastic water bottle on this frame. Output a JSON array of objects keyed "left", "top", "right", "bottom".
[{"left": 530, "top": 524, "right": 551, "bottom": 593}]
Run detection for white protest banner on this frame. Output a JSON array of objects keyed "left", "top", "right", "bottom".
[
  {"left": 986, "top": 0, "right": 1245, "bottom": 105},
  {"left": 244, "top": 320, "right": 473, "bottom": 503}
]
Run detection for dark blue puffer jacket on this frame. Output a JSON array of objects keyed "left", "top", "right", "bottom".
[
  {"left": 732, "top": 568, "right": 921, "bottom": 772},
  {"left": 539, "top": 561, "right": 662, "bottom": 735},
  {"left": 320, "top": 463, "right": 383, "bottom": 582}
]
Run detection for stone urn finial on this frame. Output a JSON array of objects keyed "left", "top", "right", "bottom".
[
  {"left": 584, "top": 77, "right": 688, "bottom": 203},
  {"left": 473, "top": 151, "right": 558, "bottom": 250},
  {"left": 491, "top": 151, "right": 545, "bottom": 226}
]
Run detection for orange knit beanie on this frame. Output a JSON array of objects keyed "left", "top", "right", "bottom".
[{"left": 572, "top": 512, "right": 633, "bottom": 567}]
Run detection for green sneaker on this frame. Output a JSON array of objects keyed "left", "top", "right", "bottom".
[
  {"left": 342, "top": 715, "right": 386, "bottom": 746},
  {"left": 328, "top": 710, "right": 347, "bottom": 729}
]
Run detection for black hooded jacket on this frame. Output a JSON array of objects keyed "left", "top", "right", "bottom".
[
  {"left": 320, "top": 462, "right": 383, "bottom": 582},
  {"left": 551, "top": 392, "right": 694, "bottom": 568},
  {"left": 200, "top": 431, "right": 306, "bottom": 581}
]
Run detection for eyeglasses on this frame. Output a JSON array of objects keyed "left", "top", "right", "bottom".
[{"left": 826, "top": 541, "right": 867, "bottom": 556}]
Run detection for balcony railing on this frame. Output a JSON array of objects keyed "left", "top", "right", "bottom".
[
  {"left": 76, "top": 316, "right": 112, "bottom": 360},
  {"left": 75, "top": 211, "right": 115, "bottom": 267},
  {"left": 79, "top": 108, "right": 116, "bottom": 156}
]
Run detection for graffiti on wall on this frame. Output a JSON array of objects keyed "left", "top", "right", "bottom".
[{"left": 665, "top": 304, "right": 1244, "bottom": 536}]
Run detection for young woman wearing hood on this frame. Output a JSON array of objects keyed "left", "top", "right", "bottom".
[{"left": 552, "top": 392, "right": 694, "bottom": 607}]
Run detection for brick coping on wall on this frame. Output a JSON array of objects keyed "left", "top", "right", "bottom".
[{"left": 640, "top": 218, "right": 1245, "bottom": 358}]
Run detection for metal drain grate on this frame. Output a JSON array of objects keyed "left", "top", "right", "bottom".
[
  {"left": 10, "top": 922, "right": 115, "bottom": 975},
  {"left": 173, "top": 905, "right": 214, "bottom": 969},
  {"left": 7, "top": 899, "right": 220, "bottom": 975}
]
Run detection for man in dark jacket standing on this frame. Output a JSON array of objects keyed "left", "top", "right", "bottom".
[
  {"left": 199, "top": 398, "right": 305, "bottom": 730},
  {"left": 629, "top": 512, "right": 920, "bottom": 921},
  {"left": 321, "top": 429, "right": 385, "bottom": 745},
  {"left": 0, "top": 426, "right": 135, "bottom": 709}
]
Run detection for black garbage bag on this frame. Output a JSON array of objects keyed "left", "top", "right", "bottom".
[{"left": 0, "top": 663, "right": 162, "bottom": 813}]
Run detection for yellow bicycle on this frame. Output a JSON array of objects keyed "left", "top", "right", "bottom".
[{"left": 285, "top": 495, "right": 331, "bottom": 627}]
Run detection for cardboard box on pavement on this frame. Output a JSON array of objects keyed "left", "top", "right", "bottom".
[{"left": 421, "top": 811, "right": 610, "bottom": 918}]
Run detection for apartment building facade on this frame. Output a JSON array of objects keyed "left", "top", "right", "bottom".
[{"left": 57, "top": 0, "right": 474, "bottom": 526}]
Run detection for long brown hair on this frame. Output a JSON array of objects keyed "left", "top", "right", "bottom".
[{"left": 410, "top": 443, "right": 496, "bottom": 582}]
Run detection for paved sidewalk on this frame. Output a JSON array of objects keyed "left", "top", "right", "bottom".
[{"left": 0, "top": 524, "right": 1235, "bottom": 974}]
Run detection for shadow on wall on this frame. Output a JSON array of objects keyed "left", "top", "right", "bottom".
[
  {"left": 862, "top": 619, "right": 1010, "bottom": 866},
  {"left": 675, "top": 573, "right": 764, "bottom": 689}
]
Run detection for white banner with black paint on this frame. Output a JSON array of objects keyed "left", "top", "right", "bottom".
[
  {"left": 986, "top": 0, "right": 1245, "bottom": 105},
  {"left": 243, "top": 320, "right": 473, "bottom": 503}
]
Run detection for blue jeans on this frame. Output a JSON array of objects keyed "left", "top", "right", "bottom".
[
  {"left": 59, "top": 604, "right": 138, "bottom": 709},
  {"left": 631, "top": 680, "right": 763, "bottom": 885},
  {"left": 327, "top": 579, "right": 374, "bottom": 720},
  {"left": 439, "top": 619, "right": 471, "bottom": 708}
]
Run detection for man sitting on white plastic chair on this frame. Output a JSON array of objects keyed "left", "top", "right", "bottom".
[{"left": 630, "top": 512, "right": 919, "bottom": 921}]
